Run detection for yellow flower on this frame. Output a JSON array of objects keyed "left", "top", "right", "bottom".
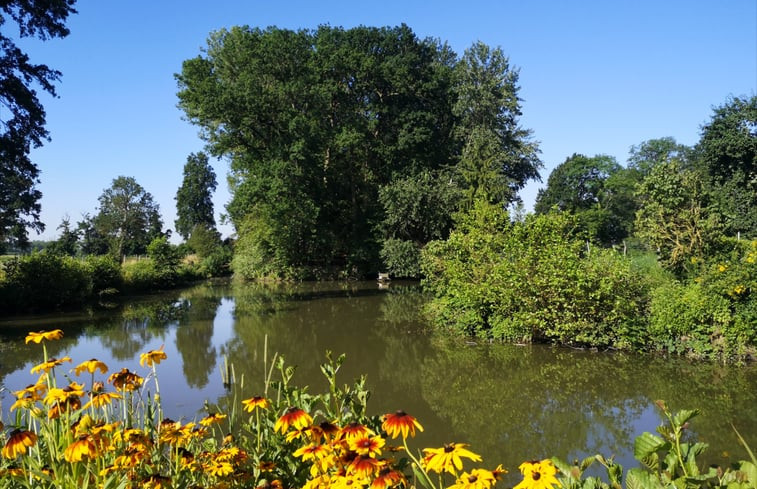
[
  {"left": 338, "top": 422, "right": 373, "bottom": 441},
  {"left": 74, "top": 358, "right": 109, "bottom": 376},
  {"left": 2, "top": 429, "right": 38, "bottom": 459},
  {"left": 140, "top": 345, "right": 167, "bottom": 367},
  {"left": 274, "top": 407, "right": 312, "bottom": 434},
  {"left": 242, "top": 396, "right": 269, "bottom": 412},
  {"left": 108, "top": 368, "right": 144, "bottom": 391},
  {"left": 200, "top": 413, "right": 227, "bottom": 426},
  {"left": 30, "top": 356, "right": 72, "bottom": 375},
  {"left": 25, "top": 329, "right": 63, "bottom": 344},
  {"left": 381, "top": 410, "right": 423, "bottom": 439},
  {"left": 140, "top": 474, "right": 171, "bottom": 489},
  {"left": 733, "top": 285, "right": 747, "bottom": 295},
  {"left": 514, "top": 459, "right": 561, "bottom": 489},
  {"left": 422, "top": 443, "right": 482, "bottom": 474},
  {"left": 450, "top": 468, "right": 499, "bottom": 489},
  {"left": 348, "top": 434, "right": 385, "bottom": 458},
  {"left": 294, "top": 442, "right": 331, "bottom": 462},
  {"left": 718, "top": 263, "right": 728, "bottom": 272},
  {"left": 348, "top": 455, "right": 382, "bottom": 478},
  {"left": 64, "top": 435, "right": 99, "bottom": 462},
  {"left": 204, "top": 460, "right": 234, "bottom": 477},
  {"left": 369, "top": 467, "right": 406, "bottom": 489}
]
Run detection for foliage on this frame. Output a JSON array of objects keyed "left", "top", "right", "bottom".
[
  {"left": 553, "top": 401, "right": 757, "bottom": 489},
  {"left": 46, "top": 216, "right": 80, "bottom": 256},
  {"left": 0, "top": 251, "right": 89, "bottom": 312},
  {"left": 377, "top": 170, "right": 460, "bottom": 277},
  {"left": 0, "top": 0, "right": 77, "bottom": 248},
  {"left": 634, "top": 160, "right": 723, "bottom": 276},
  {"left": 535, "top": 154, "right": 634, "bottom": 245},
  {"left": 92, "top": 176, "right": 163, "bottom": 260},
  {"left": 174, "top": 152, "right": 217, "bottom": 240},
  {"left": 627, "top": 136, "right": 691, "bottom": 177},
  {"left": 421, "top": 201, "right": 649, "bottom": 348},
  {"left": 648, "top": 239, "right": 757, "bottom": 360},
  {"left": 452, "top": 41, "right": 542, "bottom": 207},
  {"left": 177, "top": 25, "right": 540, "bottom": 278}
]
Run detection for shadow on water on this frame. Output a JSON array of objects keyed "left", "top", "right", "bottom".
[{"left": 2, "top": 279, "right": 756, "bottom": 483}]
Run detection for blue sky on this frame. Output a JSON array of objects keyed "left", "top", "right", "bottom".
[{"left": 15, "top": 0, "right": 757, "bottom": 241}]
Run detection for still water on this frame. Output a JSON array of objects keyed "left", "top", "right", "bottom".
[{"left": 1, "top": 280, "right": 756, "bottom": 481}]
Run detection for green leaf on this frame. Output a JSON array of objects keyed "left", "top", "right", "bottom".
[
  {"left": 672, "top": 408, "right": 700, "bottom": 427},
  {"left": 737, "top": 460, "right": 757, "bottom": 485},
  {"left": 626, "top": 468, "right": 664, "bottom": 489},
  {"left": 634, "top": 432, "right": 669, "bottom": 466}
]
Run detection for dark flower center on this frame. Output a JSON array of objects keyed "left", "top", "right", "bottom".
[{"left": 532, "top": 470, "right": 541, "bottom": 480}]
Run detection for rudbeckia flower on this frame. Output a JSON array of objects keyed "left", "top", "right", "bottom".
[
  {"left": 64, "top": 435, "right": 99, "bottom": 462},
  {"left": 348, "top": 455, "right": 382, "bottom": 478},
  {"left": 25, "top": 329, "right": 63, "bottom": 344},
  {"left": 370, "top": 467, "right": 406, "bottom": 489},
  {"left": 338, "top": 422, "right": 373, "bottom": 441},
  {"left": 2, "top": 429, "right": 38, "bottom": 459},
  {"left": 514, "top": 459, "right": 560, "bottom": 489},
  {"left": 422, "top": 443, "right": 482, "bottom": 474},
  {"left": 274, "top": 407, "right": 312, "bottom": 434},
  {"left": 74, "top": 359, "right": 109, "bottom": 376},
  {"left": 348, "top": 434, "right": 385, "bottom": 458},
  {"left": 381, "top": 410, "right": 423, "bottom": 439},
  {"left": 450, "top": 468, "right": 499, "bottom": 489},
  {"left": 204, "top": 460, "right": 234, "bottom": 477},
  {"left": 293, "top": 443, "right": 331, "bottom": 462},
  {"left": 200, "top": 413, "right": 227, "bottom": 426},
  {"left": 108, "top": 368, "right": 144, "bottom": 391},
  {"left": 140, "top": 346, "right": 167, "bottom": 368},
  {"left": 242, "top": 396, "right": 269, "bottom": 412},
  {"left": 30, "top": 356, "right": 72, "bottom": 375}
]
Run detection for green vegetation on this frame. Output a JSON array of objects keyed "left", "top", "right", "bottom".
[{"left": 176, "top": 25, "right": 540, "bottom": 279}]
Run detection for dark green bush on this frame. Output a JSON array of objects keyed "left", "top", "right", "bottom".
[
  {"left": 379, "top": 238, "right": 421, "bottom": 278},
  {"left": 0, "top": 252, "right": 90, "bottom": 312}
]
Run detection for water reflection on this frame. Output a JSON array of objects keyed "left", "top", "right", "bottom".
[{"left": 1, "top": 280, "right": 756, "bottom": 480}]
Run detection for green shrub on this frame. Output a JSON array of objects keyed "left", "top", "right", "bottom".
[
  {"left": 0, "top": 252, "right": 90, "bottom": 312},
  {"left": 379, "top": 238, "right": 421, "bottom": 278},
  {"left": 83, "top": 254, "right": 122, "bottom": 295},
  {"left": 421, "top": 201, "right": 650, "bottom": 348}
]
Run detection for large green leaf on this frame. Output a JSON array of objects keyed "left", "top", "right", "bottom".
[
  {"left": 672, "top": 408, "right": 700, "bottom": 427},
  {"left": 626, "top": 468, "right": 664, "bottom": 489},
  {"left": 634, "top": 432, "right": 670, "bottom": 468}
]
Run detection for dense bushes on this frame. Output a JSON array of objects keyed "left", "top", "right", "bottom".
[
  {"left": 421, "top": 201, "right": 650, "bottom": 348},
  {"left": 421, "top": 201, "right": 757, "bottom": 360}
]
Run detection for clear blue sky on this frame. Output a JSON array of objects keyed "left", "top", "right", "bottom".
[{"left": 16, "top": 0, "right": 757, "bottom": 241}]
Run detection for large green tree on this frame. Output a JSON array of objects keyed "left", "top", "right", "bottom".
[
  {"left": 452, "top": 41, "right": 541, "bottom": 207},
  {"left": 177, "top": 24, "right": 458, "bottom": 278},
  {"left": 534, "top": 154, "right": 633, "bottom": 244},
  {"left": 0, "top": 0, "right": 77, "bottom": 248},
  {"left": 174, "top": 152, "right": 217, "bottom": 240},
  {"left": 696, "top": 95, "right": 757, "bottom": 238},
  {"left": 92, "top": 176, "right": 163, "bottom": 259}
]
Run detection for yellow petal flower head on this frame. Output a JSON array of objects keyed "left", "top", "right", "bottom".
[
  {"left": 74, "top": 358, "right": 109, "bottom": 376},
  {"left": 450, "top": 468, "right": 499, "bottom": 489},
  {"left": 348, "top": 434, "right": 385, "bottom": 458},
  {"left": 274, "top": 407, "right": 312, "bottom": 434},
  {"left": 64, "top": 434, "right": 99, "bottom": 462},
  {"left": 422, "top": 443, "right": 482, "bottom": 474},
  {"left": 25, "top": 329, "right": 63, "bottom": 344},
  {"left": 2, "top": 429, "right": 38, "bottom": 459},
  {"left": 204, "top": 460, "right": 234, "bottom": 477},
  {"left": 293, "top": 442, "right": 331, "bottom": 462},
  {"left": 108, "top": 368, "right": 144, "bottom": 392},
  {"left": 30, "top": 356, "right": 72, "bottom": 375},
  {"left": 381, "top": 410, "right": 424, "bottom": 439},
  {"left": 200, "top": 413, "right": 227, "bottom": 427},
  {"left": 338, "top": 422, "right": 374, "bottom": 442},
  {"left": 349, "top": 455, "right": 382, "bottom": 478},
  {"left": 514, "top": 459, "right": 561, "bottom": 489},
  {"left": 140, "top": 345, "right": 167, "bottom": 368},
  {"left": 242, "top": 396, "right": 269, "bottom": 412},
  {"left": 370, "top": 467, "right": 406, "bottom": 489}
]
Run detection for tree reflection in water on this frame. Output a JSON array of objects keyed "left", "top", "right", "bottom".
[{"left": 1, "top": 281, "right": 756, "bottom": 478}]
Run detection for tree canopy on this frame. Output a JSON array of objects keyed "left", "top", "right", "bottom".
[
  {"left": 177, "top": 24, "right": 540, "bottom": 278},
  {"left": 92, "top": 176, "right": 163, "bottom": 259},
  {"left": 175, "top": 152, "right": 217, "bottom": 240},
  {"left": 0, "top": 0, "right": 77, "bottom": 248}
]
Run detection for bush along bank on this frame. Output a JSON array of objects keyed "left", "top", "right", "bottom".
[
  {"left": 0, "top": 237, "right": 231, "bottom": 314},
  {"left": 1, "top": 329, "right": 756, "bottom": 489},
  {"left": 420, "top": 201, "right": 757, "bottom": 362}
]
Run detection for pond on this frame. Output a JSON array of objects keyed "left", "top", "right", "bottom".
[{"left": 1, "top": 279, "right": 756, "bottom": 484}]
